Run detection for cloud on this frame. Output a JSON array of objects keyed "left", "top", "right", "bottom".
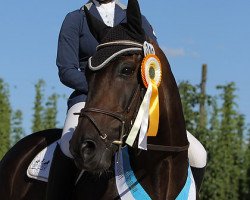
[
  {"left": 162, "top": 46, "right": 199, "bottom": 58},
  {"left": 164, "top": 47, "right": 186, "bottom": 57}
]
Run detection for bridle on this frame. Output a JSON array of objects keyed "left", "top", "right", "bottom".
[
  {"left": 76, "top": 40, "right": 189, "bottom": 153},
  {"left": 76, "top": 85, "right": 142, "bottom": 152}
]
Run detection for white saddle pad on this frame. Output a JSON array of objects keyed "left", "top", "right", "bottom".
[{"left": 27, "top": 141, "right": 59, "bottom": 182}]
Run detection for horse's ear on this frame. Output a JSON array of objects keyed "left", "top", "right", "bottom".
[
  {"left": 84, "top": 6, "right": 110, "bottom": 42},
  {"left": 126, "top": 0, "right": 145, "bottom": 38}
]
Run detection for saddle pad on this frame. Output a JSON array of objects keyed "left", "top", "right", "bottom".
[{"left": 27, "top": 141, "right": 59, "bottom": 182}]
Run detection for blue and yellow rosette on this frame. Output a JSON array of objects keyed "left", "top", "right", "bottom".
[{"left": 126, "top": 54, "right": 162, "bottom": 150}]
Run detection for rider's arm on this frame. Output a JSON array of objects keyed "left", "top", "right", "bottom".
[{"left": 56, "top": 11, "right": 88, "bottom": 94}]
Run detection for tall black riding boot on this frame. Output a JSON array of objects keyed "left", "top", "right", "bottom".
[
  {"left": 46, "top": 144, "right": 78, "bottom": 200},
  {"left": 191, "top": 166, "right": 206, "bottom": 192}
]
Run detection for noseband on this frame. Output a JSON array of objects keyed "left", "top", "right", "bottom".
[{"left": 76, "top": 40, "right": 189, "bottom": 153}]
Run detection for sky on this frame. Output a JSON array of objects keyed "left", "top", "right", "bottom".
[{"left": 0, "top": 0, "right": 249, "bottom": 133}]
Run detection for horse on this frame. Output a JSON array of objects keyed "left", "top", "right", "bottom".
[{"left": 0, "top": 0, "right": 193, "bottom": 199}]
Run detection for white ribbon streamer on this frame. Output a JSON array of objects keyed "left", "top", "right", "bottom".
[
  {"left": 138, "top": 83, "right": 152, "bottom": 150},
  {"left": 126, "top": 84, "right": 152, "bottom": 147}
]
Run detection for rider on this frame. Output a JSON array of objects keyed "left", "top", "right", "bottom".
[{"left": 46, "top": 0, "right": 206, "bottom": 199}]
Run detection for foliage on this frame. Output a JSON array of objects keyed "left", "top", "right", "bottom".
[
  {"left": 43, "top": 93, "right": 59, "bottom": 129},
  {"left": 211, "top": 83, "right": 243, "bottom": 199},
  {"left": 241, "top": 128, "right": 250, "bottom": 199},
  {"left": 178, "top": 81, "right": 200, "bottom": 134},
  {"left": 0, "top": 79, "right": 11, "bottom": 159},
  {"left": 0, "top": 78, "right": 59, "bottom": 159},
  {"left": 31, "top": 79, "right": 59, "bottom": 132},
  {"left": 31, "top": 79, "right": 45, "bottom": 132},
  {"left": 10, "top": 110, "right": 24, "bottom": 147},
  {"left": 178, "top": 80, "right": 249, "bottom": 200}
]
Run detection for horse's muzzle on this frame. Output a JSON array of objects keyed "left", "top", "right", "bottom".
[{"left": 72, "top": 139, "right": 114, "bottom": 172}]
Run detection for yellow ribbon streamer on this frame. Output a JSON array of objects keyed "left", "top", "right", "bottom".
[{"left": 147, "top": 80, "right": 159, "bottom": 137}]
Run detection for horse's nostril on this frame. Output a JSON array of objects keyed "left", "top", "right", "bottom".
[{"left": 81, "top": 140, "right": 96, "bottom": 157}]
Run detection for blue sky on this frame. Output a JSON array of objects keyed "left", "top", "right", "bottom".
[{"left": 0, "top": 1, "right": 249, "bottom": 133}]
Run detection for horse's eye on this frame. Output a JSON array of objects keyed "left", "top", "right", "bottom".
[{"left": 121, "top": 66, "right": 134, "bottom": 76}]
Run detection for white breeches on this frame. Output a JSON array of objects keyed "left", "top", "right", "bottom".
[
  {"left": 59, "top": 102, "right": 207, "bottom": 168},
  {"left": 59, "top": 102, "right": 86, "bottom": 158},
  {"left": 187, "top": 130, "right": 207, "bottom": 168}
]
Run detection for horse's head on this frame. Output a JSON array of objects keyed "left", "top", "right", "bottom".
[{"left": 70, "top": 0, "right": 188, "bottom": 173}]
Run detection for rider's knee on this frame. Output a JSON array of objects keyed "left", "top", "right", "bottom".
[
  {"left": 59, "top": 102, "right": 86, "bottom": 159},
  {"left": 59, "top": 132, "right": 74, "bottom": 158},
  {"left": 187, "top": 130, "right": 207, "bottom": 168}
]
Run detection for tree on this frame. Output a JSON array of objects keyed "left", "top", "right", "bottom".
[
  {"left": 10, "top": 110, "right": 24, "bottom": 147},
  {"left": 241, "top": 127, "right": 250, "bottom": 200},
  {"left": 178, "top": 66, "right": 249, "bottom": 200},
  {"left": 32, "top": 80, "right": 60, "bottom": 131},
  {"left": 211, "top": 82, "right": 243, "bottom": 200},
  {"left": 200, "top": 96, "right": 221, "bottom": 200},
  {"left": 0, "top": 78, "right": 11, "bottom": 159},
  {"left": 199, "top": 64, "right": 207, "bottom": 129},
  {"left": 31, "top": 79, "right": 45, "bottom": 132},
  {"left": 43, "top": 93, "right": 59, "bottom": 129},
  {"left": 178, "top": 81, "right": 200, "bottom": 134}
]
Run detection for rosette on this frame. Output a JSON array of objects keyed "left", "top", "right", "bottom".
[
  {"left": 141, "top": 54, "right": 162, "bottom": 137},
  {"left": 126, "top": 54, "right": 162, "bottom": 150}
]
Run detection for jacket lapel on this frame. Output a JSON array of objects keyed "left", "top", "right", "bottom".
[
  {"left": 114, "top": 4, "right": 126, "bottom": 26},
  {"left": 84, "top": 1, "right": 126, "bottom": 26},
  {"left": 88, "top": 4, "right": 104, "bottom": 23},
  {"left": 84, "top": 1, "right": 104, "bottom": 23}
]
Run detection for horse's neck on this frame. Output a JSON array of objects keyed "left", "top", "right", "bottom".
[
  {"left": 164, "top": 151, "right": 189, "bottom": 199},
  {"left": 130, "top": 150, "right": 188, "bottom": 199}
]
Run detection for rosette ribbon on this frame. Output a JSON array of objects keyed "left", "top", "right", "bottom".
[{"left": 126, "top": 53, "right": 162, "bottom": 150}]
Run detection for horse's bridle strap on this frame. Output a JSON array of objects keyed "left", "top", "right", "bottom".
[
  {"left": 81, "top": 108, "right": 125, "bottom": 122},
  {"left": 96, "top": 40, "right": 143, "bottom": 51},
  {"left": 147, "top": 143, "right": 189, "bottom": 152}
]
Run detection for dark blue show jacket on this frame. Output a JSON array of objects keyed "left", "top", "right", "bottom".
[{"left": 56, "top": 1, "right": 157, "bottom": 109}]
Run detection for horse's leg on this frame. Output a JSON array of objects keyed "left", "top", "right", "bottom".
[
  {"left": 46, "top": 144, "right": 78, "bottom": 200},
  {"left": 0, "top": 129, "right": 61, "bottom": 200}
]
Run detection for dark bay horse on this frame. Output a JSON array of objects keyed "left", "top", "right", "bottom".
[{"left": 0, "top": 0, "right": 193, "bottom": 199}]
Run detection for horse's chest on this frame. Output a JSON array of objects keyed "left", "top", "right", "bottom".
[{"left": 73, "top": 176, "right": 119, "bottom": 200}]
